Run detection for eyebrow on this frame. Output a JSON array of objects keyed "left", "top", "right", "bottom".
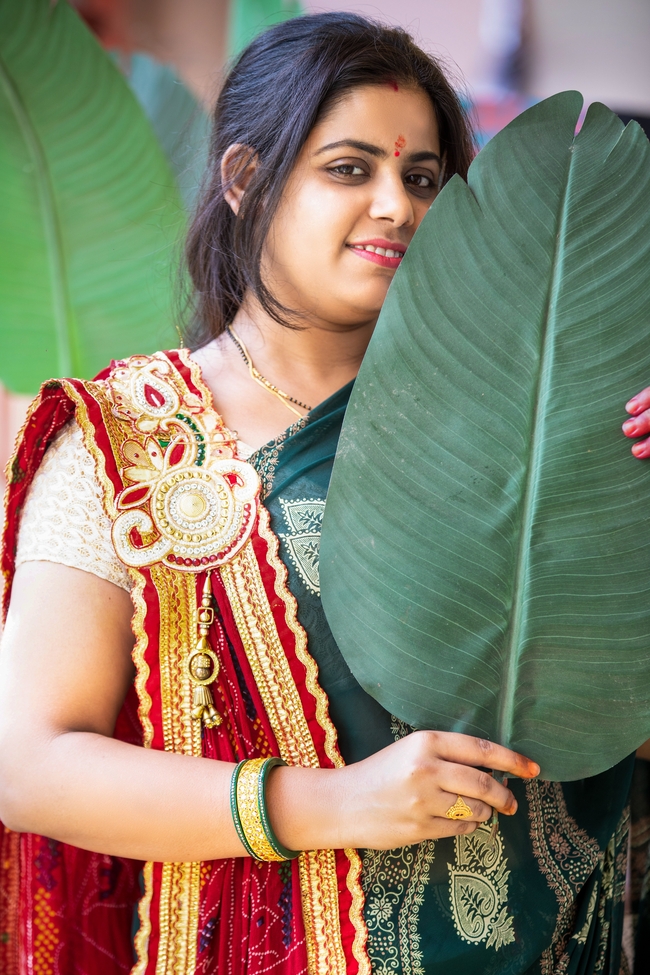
[{"left": 314, "top": 139, "right": 441, "bottom": 166}]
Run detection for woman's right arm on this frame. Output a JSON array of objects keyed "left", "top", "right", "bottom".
[{"left": 0, "top": 561, "right": 537, "bottom": 862}]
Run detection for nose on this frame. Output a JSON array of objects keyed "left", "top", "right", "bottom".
[{"left": 368, "top": 169, "right": 415, "bottom": 227}]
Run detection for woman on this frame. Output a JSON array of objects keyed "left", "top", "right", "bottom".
[{"left": 0, "top": 12, "right": 637, "bottom": 975}]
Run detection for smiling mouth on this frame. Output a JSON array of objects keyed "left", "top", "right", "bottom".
[{"left": 349, "top": 243, "right": 405, "bottom": 267}]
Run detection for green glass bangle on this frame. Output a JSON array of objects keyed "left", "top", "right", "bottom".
[
  {"left": 257, "top": 757, "right": 301, "bottom": 861},
  {"left": 230, "top": 760, "right": 258, "bottom": 859}
]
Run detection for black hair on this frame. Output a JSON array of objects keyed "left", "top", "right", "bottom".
[{"left": 184, "top": 11, "right": 475, "bottom": 347}]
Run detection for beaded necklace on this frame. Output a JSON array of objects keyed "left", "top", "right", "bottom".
[{"left": 226, "top": 325, "right": 312, "bottom": 418}]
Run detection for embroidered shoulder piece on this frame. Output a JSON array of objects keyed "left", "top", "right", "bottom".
[{"left": 107, "top": 354, "right": 260, "bottom": 571}]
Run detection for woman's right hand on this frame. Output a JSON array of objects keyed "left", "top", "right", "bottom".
[{"left": 269, "top": 730, "right": 539, "bottom": 852}]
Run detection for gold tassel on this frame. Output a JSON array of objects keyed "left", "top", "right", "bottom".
[{"left": 187, "top": 572, "right": 222, "bottom": 728}]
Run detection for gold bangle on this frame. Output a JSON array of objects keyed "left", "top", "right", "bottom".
[{"left": 236, "top": 758, "right": 287, "bottom": 862}]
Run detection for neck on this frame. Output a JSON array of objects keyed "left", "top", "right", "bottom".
[{"left": 227, "top": 297, "right": 374, "bottom": 404}]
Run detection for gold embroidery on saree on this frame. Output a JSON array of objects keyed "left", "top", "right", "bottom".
[
  {"left": 362, "top": 842, "right": 436, "bottom": 975},
  {"left": 448, "top": 823, "right": 515, "bottom": 950},
  {"left": 527, "top": 779, "right": 602, "bottom": 974},
  {"left": 277, "top": 498, "right": 325, "bottom": 595}
]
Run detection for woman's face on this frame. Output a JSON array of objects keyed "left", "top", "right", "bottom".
[{"left": 262, "top": 83, "right": 441, "bottom": 332}]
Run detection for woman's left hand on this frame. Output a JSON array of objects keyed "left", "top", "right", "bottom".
[{"left": 622, "top": 387, "right": 650, "bottom": 458}]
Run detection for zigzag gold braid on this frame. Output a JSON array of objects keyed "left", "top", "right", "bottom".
[{"left": 221, "top": 539, "right": 349, "bottom": 975}]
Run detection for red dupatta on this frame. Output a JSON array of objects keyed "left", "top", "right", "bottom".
[{"left": 0, "top": 351, "right": 369, "bottom": 975}]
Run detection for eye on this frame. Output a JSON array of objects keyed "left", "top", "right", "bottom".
[
  {"left": 405, "top": 172, "right": 435, "bottom": 189},
  {"left": 329, "top": 163, "right": 366, "bottom": 177}
]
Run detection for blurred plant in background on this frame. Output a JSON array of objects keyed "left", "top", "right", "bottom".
[{"left": 0, "top": 0, "right": 302, "bottom": 486}]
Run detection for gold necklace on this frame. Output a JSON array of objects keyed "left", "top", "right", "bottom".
[{"left": 226, "top": 326, "right": 312, "bottom": 418}]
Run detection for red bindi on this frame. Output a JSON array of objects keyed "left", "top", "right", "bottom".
[{"left": 394, "top": 134, "right": 406, "bottom": 157}]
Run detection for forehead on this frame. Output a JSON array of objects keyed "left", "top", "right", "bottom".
[{"left": 309, "top": 84, "right": 440, "bottom": 151}]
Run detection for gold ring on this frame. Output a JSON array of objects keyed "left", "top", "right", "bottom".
[{"left": 445, "top": 795, "right": 473, "bottom": 820}]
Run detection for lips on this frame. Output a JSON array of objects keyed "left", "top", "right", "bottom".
[{"left": 348, "top": 239, "right": 406, "bottom": 269}]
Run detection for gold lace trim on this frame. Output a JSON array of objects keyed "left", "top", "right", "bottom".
[
  {"left": 156, "top": 862, "right": 201, "bottom": 975},
  {"left": 130, "top": 571, "right": 154, "bottom": 748},
  {"left": 132, "top": 861, "right": 154, "bottom": 975}
]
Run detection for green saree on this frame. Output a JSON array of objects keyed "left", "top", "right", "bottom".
[{"left": 252, "top": 382, "right": 633, "bottom": 975}]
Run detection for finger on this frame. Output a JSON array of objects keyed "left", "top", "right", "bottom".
[
  {"left": 625, "top": 388, "right": 650, "bottom": 415},
  {"left": 430, "top": 817, "right": 479, "bottom": 837},
  {"left": 424, "top": 731, "right": 539, "bottom": 779},
  {"left": 437, "top": 789, "right": 493, "bottom": 822},
  {"left": 439, "top": 765, "right": 517, "bottom": 815},
  {"left": 631, "top": 437, "right": 650, "bottom": 459},
  {"left": 622, "top": 408, "right": 650, "bottom": 438}
]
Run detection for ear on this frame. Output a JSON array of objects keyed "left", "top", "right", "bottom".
[{"left": 221, "top": 143, "right": 258, "bottom": 216}]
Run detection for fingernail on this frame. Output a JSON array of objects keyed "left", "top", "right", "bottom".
[
  {"left": 527, "top": 763, "right": 540, "bottom": 777},
  {"left": 626, "top": 399, "right": 639, "bottom": 413},
  {"left": 632, "top": 443, "right": 647, "bottom": 457},
  {"left": 508, "top": 800, "right": 518, "bottom": 815},
  {"left": 622, "top": 420, "right": 637, "bottom": 434}
]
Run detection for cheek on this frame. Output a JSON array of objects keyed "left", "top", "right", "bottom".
[{"left": 269, "top": 207, "right": 350, "bottom": 295}]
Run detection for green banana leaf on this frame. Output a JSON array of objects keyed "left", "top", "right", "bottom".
[
  {"left": 229, "top": 0, "right": 304, "bottom": 58},
  {"left": 0, "top": 0, "right": 185, "bottom": 394},
  {"left": 125, "top": 54, "right": 210, "bottom": 211},
  {"left": 320, "top": 92, "right": 650, "bottom": 782}
]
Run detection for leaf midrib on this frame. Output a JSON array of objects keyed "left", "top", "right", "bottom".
[
  {"left": 0, "top": 50, "right": 74, "bottom": 376},
  {"left": 496, "top": 142, "right": 577, "bottom": 749}
]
